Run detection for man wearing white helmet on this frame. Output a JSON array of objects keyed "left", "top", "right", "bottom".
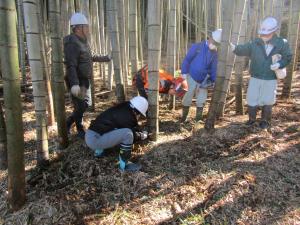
[
  {"left": 231, "top": 16, "right": 292, "bottom": 129},
  {"left": 85, "top": 96, "right": 149, "bottom": 172},
  {"left": 181, "top": 29, "right": 222, "bottom": 122},
  {"left": 64, "top": 13, "right": 111, "bottom": 138}
]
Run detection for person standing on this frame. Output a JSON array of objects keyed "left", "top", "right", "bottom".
[
  {"left": 231, "top": 17, "right": 292, "bottom": 129},
  {"left": 64, "top": 13, "right": 110, "bottom": 138},
  {"left": 181, "top": 29, "right": 222, "bottom": 122}
]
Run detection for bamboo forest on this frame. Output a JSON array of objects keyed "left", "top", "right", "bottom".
[{"left": 0, "top": 0, "right": 299, "bottom": 224}]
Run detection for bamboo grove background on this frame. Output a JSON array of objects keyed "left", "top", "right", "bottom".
[{"left": 0, "top": 0, "right": 299, "bottom": 210}]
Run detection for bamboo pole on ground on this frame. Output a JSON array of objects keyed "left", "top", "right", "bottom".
[
  {"left": 0, "top": 0, "right": 25, "bottom": 210},
  {"left": 23, "top": 0, "right": 49, "bottom": 165},
  {"left": 148, "top": 0, "right": 162, "bottom": 141}
]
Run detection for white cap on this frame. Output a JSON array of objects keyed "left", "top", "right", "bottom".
[
  {"left": 258, "top": 16, "right": 278, "bottom": 35},
  {"left": 70, "top": 13, "right": 88, "bottom": 26},
  {"left": 212, "top": 29, "right": 222, "bottom": 43},
  {"left": 130, "top": 96, "right": 148, "bottom": 117}
]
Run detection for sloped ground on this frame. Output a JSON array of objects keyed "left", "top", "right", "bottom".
[{"left": 0, "top": 72, "right": 299, "bottom": 225}]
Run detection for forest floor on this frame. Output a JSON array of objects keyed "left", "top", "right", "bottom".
[{"left": 0, "top": 72, "right": 299, "bottom": 225}]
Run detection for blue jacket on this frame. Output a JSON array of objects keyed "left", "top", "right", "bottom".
[{"left": 181, "top": 41, "right": 218, "bottom": 83}]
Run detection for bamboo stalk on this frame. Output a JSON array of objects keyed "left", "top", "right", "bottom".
[{"left": 129, "top": 0, "right": 138, "bottom": 80}]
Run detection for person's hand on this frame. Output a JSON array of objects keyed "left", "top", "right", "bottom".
[
  {"left": 71, "top": 85, "right": 81, "bottom": 97},
  {"left": 270, "top": 62, "right": 280, "bottom": 70},
  {"left": 181, "top": 74, "right": 188, "bottom": 80},
  {"left": 140, "top": 131, "right": 148, "bottom": 140},
  {"left": 230, "top": 42, "right": 236, "bottom": 52}
]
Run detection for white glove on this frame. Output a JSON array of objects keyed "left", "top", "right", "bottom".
[
  {"left": 182, "top": 74, "right": 188, "bottom": 80},
  {"left": 270, "top": 63, "right": 280, "bottom": 70},
  {"left": 140, "top": 131, "right": 148, "bottom": 140},
  {"left": 71, "top": 85, "right": 81, "bottom": 97},
  {"left": 230, "top": 42, "right": 236, "bottom": 52}
]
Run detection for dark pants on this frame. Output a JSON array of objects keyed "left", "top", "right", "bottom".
[
  {"left": 67, "top": 95, "right": 89, "bottom": 132},
  {"left": 135, "top": 74, "right": 148, "bottom": 99}
]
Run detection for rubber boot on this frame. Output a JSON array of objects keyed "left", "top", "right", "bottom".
[
  {"left": 195, "top": 107, "right": 204, "bottom": 122},
  {"left": 245, "top": 106, "right": 257, "bottom": 125},
  {"left": 260, "top": 105, "right": 272, "bottom": 129},
  {"left": 119, "top": 143, "right": 141, "bottom": 172},
  {"left": 181, "top": 106, "right": 190, "bottom": 122},
  {"left": 94, "top": 149, "right": 105, "bottom": 158}
]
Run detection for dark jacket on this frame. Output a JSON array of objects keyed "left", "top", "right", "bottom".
[
  {"left": 233, "top": 34, "right": 292, "bottom": 80},
  {"left": 89, "top": 102, "right": 144, "bottom": 141},
  {"left": 64, "top": 34, "right": 110, "bottom": 89}
]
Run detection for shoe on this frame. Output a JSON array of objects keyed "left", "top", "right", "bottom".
[
  {"left": 259, "top": 120, "right": 270, "bottom": 129},
  {"left": 246, "top": 106, "right": 257, "bottom": 125},
  {"left": 181, "top": 106, "right": 190, "bottom": 122},
  {"left": 120, "top": 162, "right": 141, "bottom": 172},
  {"left": 195, "top": 107, "right": 203, "bottom": 122},
  {"left": 94, "top": 149, "right": 104, "bottom": 158}
]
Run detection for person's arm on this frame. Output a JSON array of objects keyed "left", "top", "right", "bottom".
[
  {"left": 64, "top": 42, "right": 80, "bottom": 87},
  {"left": 92, "top": 54, "right": 111, "bottom": 62},
  {"left": 181, "top": 44, "right": 198, "bottom": 75},
  {"left": 233, "top": 41, "right": 252, "bottom": 57},
  {"left": 278, "top": 39, "right": 292, "bottom": 68}
]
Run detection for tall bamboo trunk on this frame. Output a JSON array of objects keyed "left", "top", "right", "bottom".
[
  {"left": 167, "top": 0, "right": 177, "bottom": 110},
  {"left": 0, "top": 0, "right": 25, "bottom": 210},
  {"left": 49, "top": 0, "right": 69, "bottom": 149},
  {"left": 0, "top": 103, "right": 7, "bottom": 170},
  {"left": 16, "top": 0, "right": 26, "bottom": 85},
  {"left": 118, "top": 0, "right": 129, "bottom": 88},
  {"left": 234, "top": 0, "right": 248, "bottom": 115},
  {"left": 205, "top": 0, "right": 236, "bottom": 130},
  {"left": 23, "top": 0, "right": 49, "bottom": 165},
  {"left": 37, "top": 0, "right": 56, "bottom": 127},
  {"left": 129, "top": 0, "right": 138, "bottom": 81},
  {"left": 148, "top": 0, "right": 162, "bottom": 141},
  {"left": 264, "top": 0, "right": 274, "bottom": 17},
  {"left": 98, "top": 0, "right": 106, "bottom": 88},
  {"left": 61, "top": 0, "right": 69, "bottom": 37},
  {"left": 137, "top": 0, "right": 144, "bottom": 67},
  {"left": 273, "top": 0, "right": 283, "bottom": 28},
  {"left": 282, "top": 0, "right": 300, "bottom": 98},
  {"left": 107, "top": 0, "right": 126, "bottom": 102},
  {"left": 217, "top": 0, "right": 246, "bottom": 117}
]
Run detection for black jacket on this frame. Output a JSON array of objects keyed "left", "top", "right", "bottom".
[
  {"left": 63, "top": 34, "right": 110, "bottom": 89},
  {"left": 89, "top": 102, "right": 144, "bottom": 141}
]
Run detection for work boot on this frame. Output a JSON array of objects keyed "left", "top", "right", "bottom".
[
  {"left": 66, "top": 116, "right": 74, "bottom": 134},
  {"left": 245, "top": 106, "right": 257, "bottom": 125},
  {"left": 119, "top": 143, "right": 141, "bottom": 172},
  {"left": 181, "top": 106, "right": 190, "bottom": 122},
  {"left": 94, "top": 148, "right": 105, "bottom": 158},
  {"left": 195, "top": 107, "right": 204, "bottom": 122},
  {"left": 259, "top": 105, "right": 272, "bottom": 129}
]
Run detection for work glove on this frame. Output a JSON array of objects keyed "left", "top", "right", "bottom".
[
  {"left": 71, "top": 85, "right": 81, "bottom": 97},
  {"left": 229, "top": 42, "right": 236, "bottom": 52},
  {"left": 181, "top": 74, "right": 188, "bottom": 80},
  {"left": 140, "top": 131, "right": 148, "bottom": 140},
  {"left": 270, "top": 62, "right": 280, "bottom": 70}
]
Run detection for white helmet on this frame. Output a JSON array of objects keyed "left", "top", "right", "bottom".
[
  {"left": 130, "top": 96, "right": 148, "bottom": 117},
  {"left": 212, "top": 29, "right": 222, "bottom": 43},
  {"left": 70, "top": 13, "right": 88, "bottom": 26},
  {"left": 258, "top": 16, "right": 278, "bottom": 35}
]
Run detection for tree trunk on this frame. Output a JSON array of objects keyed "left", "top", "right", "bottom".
[
  {"left": 61, "top": 0, "right": 69, "bottom": 37},
  {"left": 0, "top": 103, "right": 7, "bottom": 170},
  {"left": 98, "top": 0, "right": 106, "bottom": 88},
  {"left": 273, "top": 0, "right": 283, "bottom": 28},
  {"left": 205, "top": 0, "right": 236, "bottom": 130},
  {"left": 107, "top": 0, "right": 126, "bottom": 102},
  {"left": 49, "top": 0, "right": 69, "bottom": 149},
  {"left": 16, "top": 0, "right": 27, "bottom": 85},
  {"left": 137, "top": 0, "right": 144, "bottom": 67},
  {"left": 23, "top": 0, "right": 49, "bottom": 165},
  {"left": 118, "top": 0, "right": 129, "bottom": 88},
  {"left": 167, "top": 0, "right": 177, "bottom": 110},
  {"left": 281, "top": 0, "right": 300, "bottom": 98},
  {"left": 263, "top": 0, "right": 274, "bottom": 17},
  {"left": 234, "top": 1, "right": 248, "bottom": 115},
  {"left": 37, "top": 0, "right": 56, "bottom": 127},
  {"left": 217, "top": 0, "right": 246, "bottom": 117},
  {"left": 0, "top": 0, "right": 25, "bottom": 210},
  {"left": 148, "top": 0, "right": 162, "bottom": 141},
  {"left": 129, "top": 0, "right": 139, "bottom": 81}
]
